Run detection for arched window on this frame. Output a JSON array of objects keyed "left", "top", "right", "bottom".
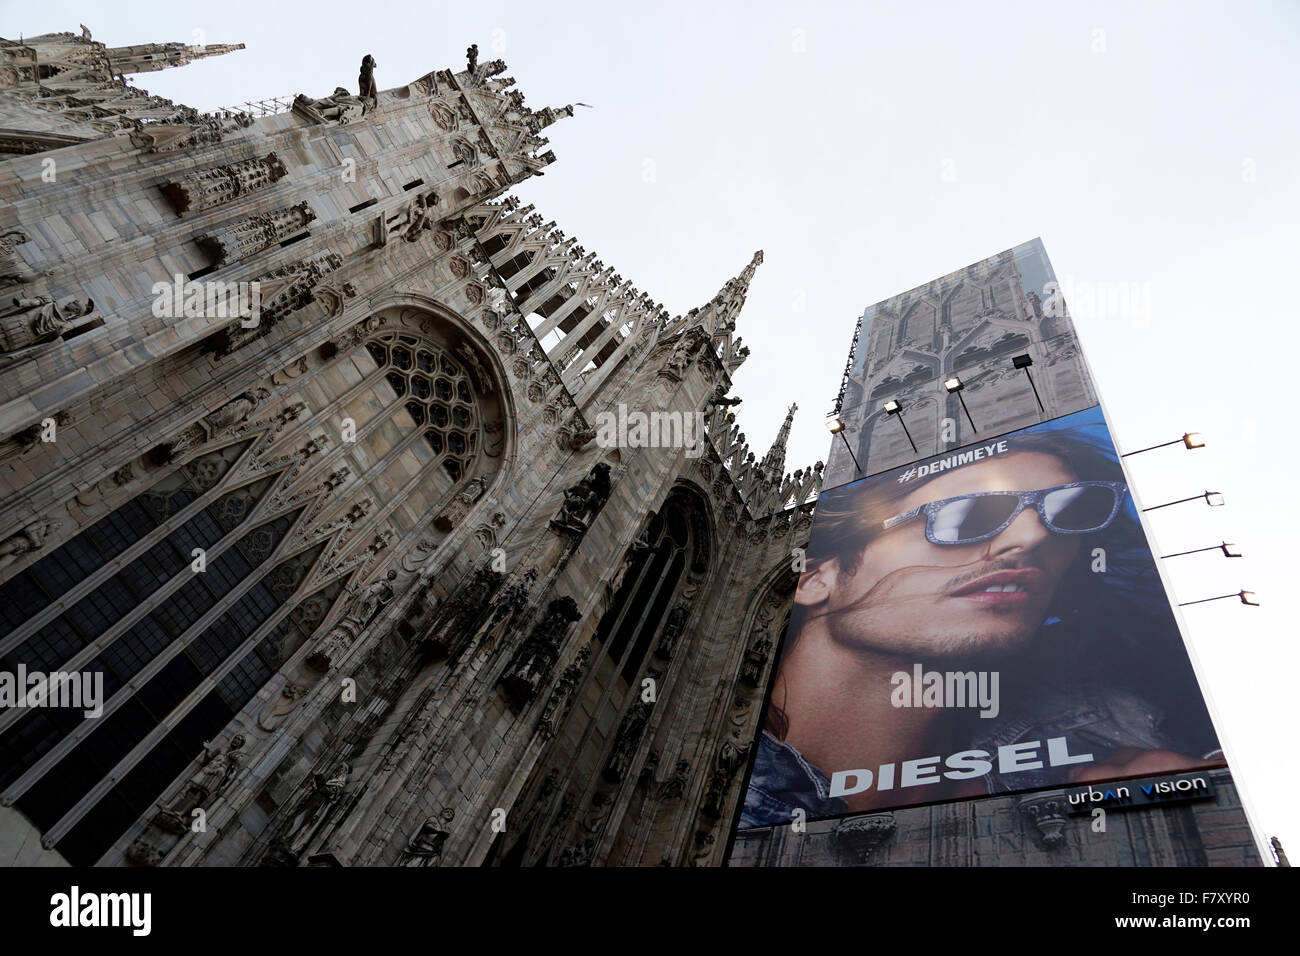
[
  {"left": 0, "top": 310, "right": 502, "bottom": 864},
  {"left": 594, "top": 486, "right": 709, "bottom": 686},
  {"left": 0, "top": 442, "right": 332, "bottom": 864}
]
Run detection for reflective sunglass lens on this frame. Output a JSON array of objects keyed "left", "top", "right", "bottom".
[
  {"left": 1044, "top": 485, "right": 1116, "bottom": 531},
  {"left": 931, "top": 494, "right": 1019, "bottom": 543}
]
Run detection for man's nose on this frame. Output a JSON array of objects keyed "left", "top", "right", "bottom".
[{"left": 989, "top": 505, "right": 1053, "bottom": 555}]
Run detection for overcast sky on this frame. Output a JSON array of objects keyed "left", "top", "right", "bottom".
[{"left": 18, "top": 0, "right": 1300, "bottom": 861}]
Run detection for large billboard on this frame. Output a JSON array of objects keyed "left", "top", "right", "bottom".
[{"left": 737, "top": 404, "right": 1225, "bottom": 830}]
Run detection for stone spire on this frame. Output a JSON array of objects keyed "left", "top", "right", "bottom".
[
  {"left": 760, "top": 403, "right": 797, "bottom": 477},
  {"left": 709, "top": 249, "right": 763, "bottom": 332},
  {"left": 105, "top": 41, "right": 246, "bottom": 76},
  {"left": 683, "top": 249, "right": 763, "bottom": 341}
]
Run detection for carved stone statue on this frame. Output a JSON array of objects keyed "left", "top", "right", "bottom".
[
  {"left": 0, "top": 230, "right": 35, "bottom": 285},
  {"left": 292, "top": 87, "right": 365, "bottom": 125},
  {"left": 500, "top": 595, "right": 582, "bottom": 707},
  {"left": 549, "top": 463, "right": 613, "bottom": 537},
  {"left": 420, "top": 564, "right": 501, "bottom": 661},
  {"left": 157, "top": 387, "right": 272, "bottom": 462},
  {"left": 275, "top": 761, "right": 352, "bottom": 859},
  {"left": 155, "top": 734, "right": 246, "bottom": 831},
  {"left": 257, "top": 682, "right": 306, "bottom": 732},
  {"left": 399, "top": 808, "right": 455, "bottom": 867},
  {"left": 706, "top": 383, "right": 743, "bottom": 408},
  {"left": 0, "top": 516, "right": 61, "bottom": 572},
  {"left": 0, "top": 296, "right": 98, "bottom": 354},
  {"left": 432, "top": 475, "right": 488, "bottom": 532},
  {"left": 604, "top": 700, "right": 651, "bottom": 783},
  {"left": 654, "top": 604, "right": 689, "bottom": 660},
  {"left": 655, "top": 759, "right": 691, "bottom": 801},
  {"left": 305, "top": 570, "right": 398, "bottom": 671},
  {"left": 740, "top": 627, "right": 774, "bottom": 685},
  {"left": 538, "top": 643, "right": 591, "bottom": 739},
  {"left": 358, "top": 54, "right": 378, "bottom": 102},
  {"left": 702, "top": 738, "right": 749, "bottom": 817},
  {"left": 466, "top": 44, "right": 479, "bottom": 74}
]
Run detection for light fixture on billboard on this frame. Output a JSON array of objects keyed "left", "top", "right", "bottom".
[
  {"left": 1011, "top": 353, "right": 1045, "bottom": 413},
  {"left": 943, "top": 375, "right": 977, "bottom": 432},
  {"left": 824, "top": 412, "right": 861, "bottom": 476},
  {"left": 1179, "top": 589, "right": 1260, "bottom": 607},
  {"left": 882, "top": 398, "right": 917, "bottom": 453},
  {"left": 1142, "top": 491, "right": 1226, "bottom": 513},
  {"left": 1121, "top": 431, "right": 1207, "bottom": 458},
  {"left": 1160, "top": 541, "right": 1244, "bottom": 560}
]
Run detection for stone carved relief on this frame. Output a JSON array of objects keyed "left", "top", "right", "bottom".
[
  {"left": 372, "top": 190, "right": 439, "bottom": 247},
  {"left": 655, "top": 759, "right": 691, "bottom": 801},
  {"left": 129, "top": 110, "right": 253, "bottom": 153},
  {"left": 304, "top": 570, "right": 397, "bottom": 672},
  {"left": 0, "top": 516, "right": 63, "bottom": 572},
  {"left": 538, "top": 642, "right": 592, "bottom": 740},
  {"left": 262, "top": 761, "right": 353, "bottom": 865},
  {"left": 500, "top": 596, "right": 582, "bottom": 707},
  {"left": 208, "top": 252, "right": 343, "bottom": 355},
  {"left": 155, "top": 387, "right": 272, "bottom": 463},
  {"left": 195, "top": 201, "right": 315, "bottom": 265},
  {"left": 701, "top": 738, "right": 749, "bottom": 818},
  {"left": 1019, "top": 793, "right": 1070, "bottom": 849},
  {"left": 0, "top": 295, "right": 100, "bottom": 356},
  {"left": 832, "top": 813, "right": 897, "bottom": 865},
  {"left": 604, "top": 701, "right": 652, "bottom": 784},
  {"left": 419, "top": 564, "right": 502, "bottom": 661},
  {"left": 399, "top": 809, "right": 457, "bottom": 867},
  {"left": 151, "top": 734, "right": 246, "bottom": 833},
  {"left": 292, "top": 87, "right": 366, "bottom": 125},
  {"left": 0, "top": 230, "right": 36, "bottom": 285},
  {"left": 432, "top": 474, "right": 488, "bottom": 532},
  {"left": 257, "top": 682, "right": 307, "bottom": 732},
  {"left": 549, "top": 463, "right": 612, "bottom": 538},
  {"left": 159, "top": 153, "right": 288, "bottom": 216}
]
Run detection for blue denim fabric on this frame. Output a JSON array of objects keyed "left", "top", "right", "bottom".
[
  {"left": 739, "top": 684, "right": 1190, "bottom": 830},
  {"left": 741, "top": 731, "right": 847, "bottom": 829}
]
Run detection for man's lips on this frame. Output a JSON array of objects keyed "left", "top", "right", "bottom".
[{"left": 947, "top": 567, "right": 1048, "bottom": 606}]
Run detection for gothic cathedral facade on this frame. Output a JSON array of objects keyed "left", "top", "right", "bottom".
[{"left": 0, "top": 30, "right": 820, "bottom": 867}]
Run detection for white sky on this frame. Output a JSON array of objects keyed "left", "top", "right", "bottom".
[{"left": 16, "top": 0, "right": 1300, "bottom": 862}]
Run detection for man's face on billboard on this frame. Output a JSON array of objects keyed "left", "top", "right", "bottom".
[{"left": 797, "top": 452, "right": 1082, "bottom": 661}]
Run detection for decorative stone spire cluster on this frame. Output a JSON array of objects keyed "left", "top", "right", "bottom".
[
  {"left": 760, "top": 403, "right": 797, "bottom": 477},
  {"left": 105, "top": 40, "right": 246, "bottom": 75},
  {"left": 705, "top": 402, "right": 823, "bottom": 517},
  {"left": 0, "top": 30, "right": 248, "bottom": 154}
]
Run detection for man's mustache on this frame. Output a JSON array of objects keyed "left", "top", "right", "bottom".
[{"left": 942, "top": 558, "right": 1046, "bottom": 595}]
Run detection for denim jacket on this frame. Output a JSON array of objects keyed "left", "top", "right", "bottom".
[{"left": 740, "top": 684, "right": 1202, "bottom": 830}]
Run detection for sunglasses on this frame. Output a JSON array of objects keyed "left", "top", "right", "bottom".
[{"left": 881, "top": 481, "right": 1129, "bottom": 545}]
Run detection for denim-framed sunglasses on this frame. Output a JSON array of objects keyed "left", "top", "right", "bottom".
[{"left": 881, "top": 481, "right": 1129, "bottom": 545}]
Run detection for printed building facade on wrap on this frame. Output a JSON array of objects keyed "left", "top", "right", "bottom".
[
  {"left": 727, "top": 241, "right": 1267, "bottom": 867},
  {"left": 0, "top": 28, "right": 816, "bottom": 867}
]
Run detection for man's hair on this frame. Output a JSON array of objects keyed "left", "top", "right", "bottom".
[{"left": 767, "top": 422, "right": 1215, "bottom": 752}]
